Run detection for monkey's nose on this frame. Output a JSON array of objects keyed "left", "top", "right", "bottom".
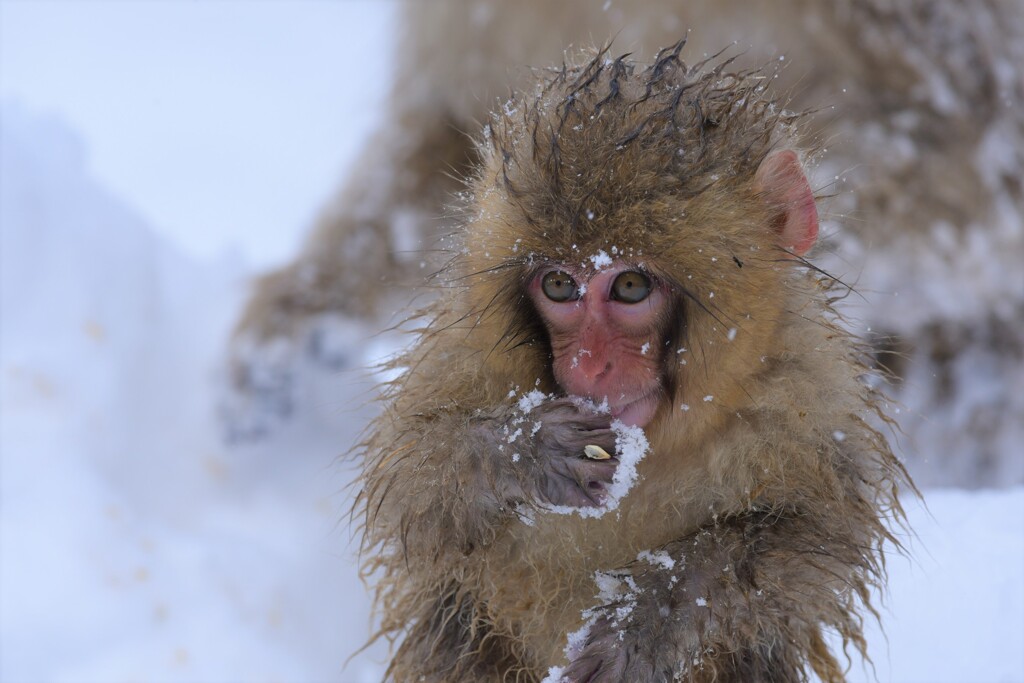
[{"left": 575, "top": 354, "right": 612, "bottom": 384}]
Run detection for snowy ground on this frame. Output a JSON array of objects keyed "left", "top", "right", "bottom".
[{"left": 1, "top": 4, "right": 1022, "bottom": 683}]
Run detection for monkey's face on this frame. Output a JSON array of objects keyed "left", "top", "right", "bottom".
[{"left": 529, "top": 262, "right": 669, "bottom": 428}]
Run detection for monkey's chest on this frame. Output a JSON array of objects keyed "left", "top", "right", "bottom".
[{"left": 475, "top": 490, "right": 695, "bottom": 663}]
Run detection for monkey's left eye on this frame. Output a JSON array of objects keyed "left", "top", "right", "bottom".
[
  {"left": 610, "top": 271, "right": 652, "bottom": 303},
  {"left": 541, "top": 271, "right": 579, "bottom": 302}
]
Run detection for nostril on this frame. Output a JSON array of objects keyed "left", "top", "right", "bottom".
[
  {"left": 588, "top": 362, "right": 611, "bottom": 381},
  {"left": 570, "top": 348, "right": 612, "bottom": 385}
]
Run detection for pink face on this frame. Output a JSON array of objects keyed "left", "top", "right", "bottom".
[{"left": 529, "top": 261, "right": 670, "bottom": 428}]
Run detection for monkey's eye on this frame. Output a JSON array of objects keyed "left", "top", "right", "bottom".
[
  {"left": 610, "top": 271, "right": 652, "bottom": 303},
  {"left": 541, "top": 271, "right": 579, "bottom": 302}
]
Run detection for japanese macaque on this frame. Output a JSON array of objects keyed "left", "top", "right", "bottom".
[
  {"left": 228, "top": 0, "right": 1024, "bottom": 488},
  {"left": 358, "top": 48, "right": 907, "bottom": 682}
]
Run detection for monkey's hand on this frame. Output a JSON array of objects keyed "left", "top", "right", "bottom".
[
  {"left": 479, "top": 398, "right": 620, "bottom": 511},
  {"left": 362, "top": 397, "right": 621, "bottom": 562},
  {"left": 555, "top": 614, "right": 632, "bottom": 683},
  {"left": 558, "top": 509, "right": 862, "bottom": 682},
  {"left": 528, "top": 398, "right": 620, "bottom": 509},
  {"left": 555, "top": 564, "right": 672, "bottom": 683}
]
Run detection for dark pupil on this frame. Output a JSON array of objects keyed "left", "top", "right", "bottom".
[
  {"left": 613, "top": 271, "right": 651, "bottom": 303},
  {"left": 543, "top": 271, "right": 577, "bottom": 301}
]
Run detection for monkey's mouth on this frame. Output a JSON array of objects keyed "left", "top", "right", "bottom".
[{"left": 609, "top": 391, "right": 660, "bottom": 428}]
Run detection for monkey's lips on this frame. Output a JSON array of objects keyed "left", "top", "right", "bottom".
[{"left": 609, "top": 392, "right": 660, "bottom": 428}]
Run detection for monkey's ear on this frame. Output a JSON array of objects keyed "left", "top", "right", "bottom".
[{"left": 754, "top": 150, "right": 818, "bottom": 256}]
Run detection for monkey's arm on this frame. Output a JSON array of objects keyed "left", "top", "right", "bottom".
[
  {"left": 560, "top": 507, "right": 868, "bottom": 683},
  {"left": 360, "top": 397, "right": 619, "bottom": 560}
]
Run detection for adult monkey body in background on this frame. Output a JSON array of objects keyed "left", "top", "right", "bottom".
[
  {"left": 229, "top": 0, "right": 1024, "bottom": 488},
  {"left": 358, "top": 49, "right": 907, "bottom": 682}
]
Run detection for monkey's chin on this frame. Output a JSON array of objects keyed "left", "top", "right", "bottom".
[{"left": 610, "top": 393, "right": 660, "bottom": 429}]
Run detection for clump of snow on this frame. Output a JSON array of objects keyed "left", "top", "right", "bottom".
[
  {"left": 541, "top": 665, "right": 566, "bottom": 683},
  {"left": 592, "top": 570, "right": 634, "bottom": 601},
  {"left": 563, "top": 619, "right": 595, "bottom": 657},
  {"left": 517, "top": 389, "right": 551, "bottom": 414},
  {"left": 569, "top": 394, "right": 611, "bottom": 415},
  {"left": 605, "top": 421, "right": 649, "bottom": 502},
  {"left": 588, "top": 250, "right": 613, "bottom": 270},
  {"left": 637, "top": 549, "right": 676, "bottom": 570}
]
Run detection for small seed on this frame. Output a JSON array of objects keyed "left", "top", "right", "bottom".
[{"left": 584, "top": 444, "right": 611, "bottom": 460}]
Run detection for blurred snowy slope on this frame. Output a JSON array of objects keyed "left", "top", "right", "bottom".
[{"left": 0, "top": 104, "right": 389, "bottom": 683}]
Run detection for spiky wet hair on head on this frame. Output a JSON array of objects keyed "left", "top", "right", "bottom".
[{"left": 475, "top": 40, "right": 801, "bottom": 257}]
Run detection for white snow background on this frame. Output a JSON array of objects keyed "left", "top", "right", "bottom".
[{"left": 1, "top": 3, "right": 1021, "bottom": 683}]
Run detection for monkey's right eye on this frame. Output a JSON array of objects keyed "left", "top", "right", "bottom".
[{"left": 541, "top": 271, "right": 579, "bottom": 302}]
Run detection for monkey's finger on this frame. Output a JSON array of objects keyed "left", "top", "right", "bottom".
[
  {"left": 540, "top": 469, "right": 603, "bottom": 509},
  {"left": 549, "top": 457, "right": 619, "bottom": 507},
  {"left": 567, "top": 423, "right": 615, "bottom": 439},
  {"left": 570, "top": 412, "right": 615, "bottom": 430},
  {"left": 579, "top": 479, "right": 608, "bottom": 508},
  {"left": 567, "top": 428, "right": 617, "bottom": 457},
  {"left": 558, "top": 654, "right": 604, "bottom": 683},
  {"left": 570, "top": 459, "right": 619, "bottom": 497}
]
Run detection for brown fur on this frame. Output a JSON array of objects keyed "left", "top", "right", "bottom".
[{"left": 357, "top": 48, "right": 909, "bottom": 682}]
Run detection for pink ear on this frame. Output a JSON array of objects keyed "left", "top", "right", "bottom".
[{"left": 754, "top": 150, "right": 818, "bottom": 256}]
